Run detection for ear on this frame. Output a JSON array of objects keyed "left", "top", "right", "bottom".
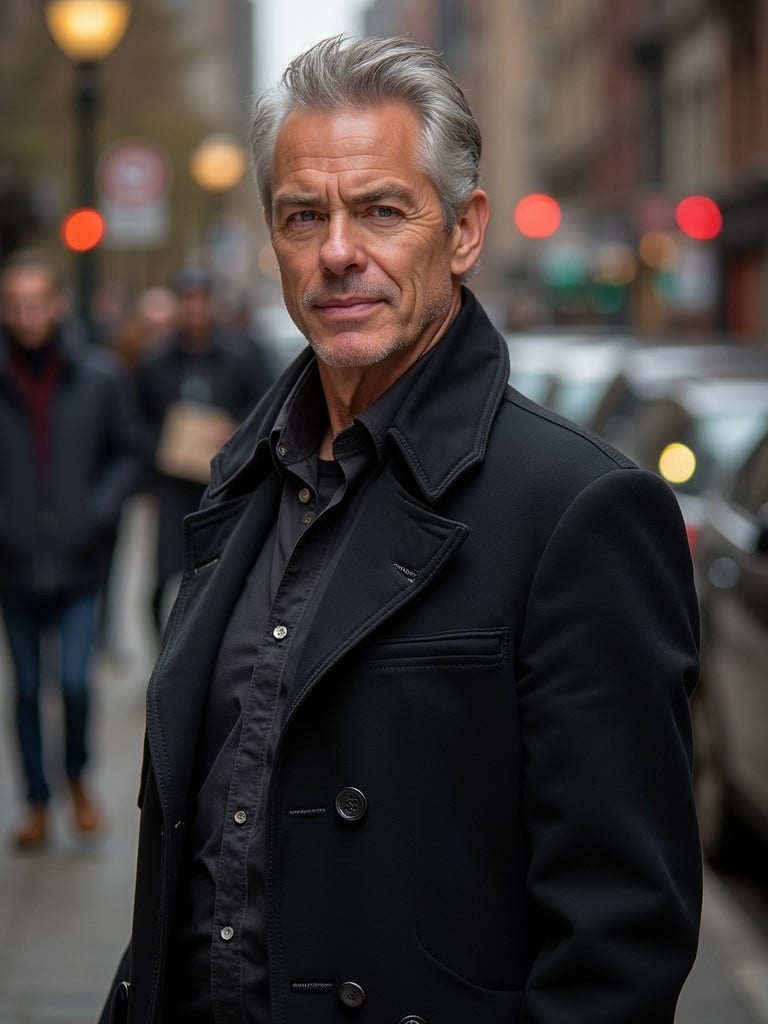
[{"left": 450, "top": 189, "right": 490, "bottom": 277}]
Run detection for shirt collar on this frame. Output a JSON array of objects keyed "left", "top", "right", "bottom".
[{"left": 209, "top": 287, "right": 509, "bottom": 503}]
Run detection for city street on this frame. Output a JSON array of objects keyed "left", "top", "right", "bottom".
[{"left": 0, "top": 499, "right": 767, "bottom": 1023}]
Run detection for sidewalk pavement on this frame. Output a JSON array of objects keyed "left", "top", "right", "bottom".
[{"left": 1, "top": 498, "right": 767, "bottom": 1023}]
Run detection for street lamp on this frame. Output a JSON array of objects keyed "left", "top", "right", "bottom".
[
  {"left": 43, "top": 0, "right": 132, "bottom": 339},
  {"left": 189, "top": 133, "right": 247, "bottom": 272},
  {"left": 189, "top": 134, "right": 248, "bottom": 194}
]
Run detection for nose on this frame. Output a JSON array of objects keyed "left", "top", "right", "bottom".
[{"left": 319, "top": 213, "right": 366, "bottom": 276}]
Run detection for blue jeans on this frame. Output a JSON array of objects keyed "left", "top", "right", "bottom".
[{"left": 2, "top": 589, "right": 100, "bottom": 806}]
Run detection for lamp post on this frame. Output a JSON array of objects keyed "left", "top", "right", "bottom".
[
  {"left": 189, "top": 133, "right": 247, "bottom": 272},
  {"left": 43, "top": 0, "right": 132, "bottom": 339}
]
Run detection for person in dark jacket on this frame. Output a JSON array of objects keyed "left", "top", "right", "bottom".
[
  {"left": 134, "top": 266, "right": 274, "bottom": 636},
  {"left": 101, "top": 36, "right": 701, "bottom": 1024},
  {"left": 0, "top": 250, "right": 147, "bottom": 849}
]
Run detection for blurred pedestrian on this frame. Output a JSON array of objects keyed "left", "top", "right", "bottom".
[
  {"left": 102, "top": 36, "right": 701, "bottom": 1024},
  {"left": 134, "top": 266, "right": 273, "bottom": 637},
  {"left": 110, "top": 286, "right": 178, "bottom": 371},
  {"left": 0, "top": 249, "right": 147, "bottom": 850}
]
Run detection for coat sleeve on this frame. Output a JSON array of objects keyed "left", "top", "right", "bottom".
[
  {"left": 87, "top": 358, "right": 150, "bottom": 531},
  {"left": 517, "top": 467, "right": 702, "bottom": 1024}
]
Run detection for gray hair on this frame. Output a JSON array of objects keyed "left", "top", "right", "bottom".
[{"left": 250, "top": 34, "right": 482, "bottom": 229}]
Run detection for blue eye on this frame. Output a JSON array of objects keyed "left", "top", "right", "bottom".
[
  {"left": 374, "top": 206, "right": 394, "bottom": 218},
  {"left": 296, "top": 210, "right": 316, "bottom": 222}
]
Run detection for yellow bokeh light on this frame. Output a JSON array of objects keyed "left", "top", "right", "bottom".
[
  {"left": 44, "top": 1, "right": 131, "bottom": 62},
  {"left": 658, "top": 443, "right": 696, "bottom": 484},
  {"left": 638, "top": 229, "right": 678, "bottom": 270}
]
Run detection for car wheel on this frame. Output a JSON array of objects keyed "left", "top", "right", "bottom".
[{"left": 692, "top": 686, "right": 745, "bottom": 870}]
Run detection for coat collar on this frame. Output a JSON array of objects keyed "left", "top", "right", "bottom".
[{"left": 208, "top": 287, "right": 509, "bottom": 504}]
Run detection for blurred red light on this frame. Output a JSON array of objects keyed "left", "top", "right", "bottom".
[
  {"left": 674, "top": 196, "right": 722, "bottom": 240},
  {"left": 685, "top": 522, "right": 700, "bottom": 555},
  {"left": 514, "top": 193, "right": 561, "bottom": 239},
  {"left": 61, "top": 208, "right": 105, "bottom": 252}
]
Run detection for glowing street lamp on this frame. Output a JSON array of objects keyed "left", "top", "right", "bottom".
[
  {"left": 43, "top": 0, "right": 132, "bottom": 337},
  {"left": 44, "top": 0, "right": 131, "bottom": 62},
  {"left": 190, "top": 134, "right": 248, "bottom": 194},
  {"left": 190, "top": 134, "right": 247, "bottom": 270}
]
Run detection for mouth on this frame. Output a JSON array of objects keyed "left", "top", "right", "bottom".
[
  {"left": 315, "top": 295, "right": 383, "bottom": 308},
  {"left": 313, "top": 296, "right": 385, "bottom": 319}
]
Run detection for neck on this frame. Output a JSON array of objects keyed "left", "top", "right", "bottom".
[{"left": 316, "top": 294, "right": 459, "bottom": 447}]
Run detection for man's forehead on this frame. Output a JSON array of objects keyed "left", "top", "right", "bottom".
[
  {"left": 272, "top": 103, "right": 425, "bottom": 188},
  {"left": 275, "top": 102, "right": 421, "bottom": 155},
  {"left": 1, "top": 267, "right": 56, "bottom": 298}
]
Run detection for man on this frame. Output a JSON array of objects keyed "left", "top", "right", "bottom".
[
  {"left": 102, "top": 36, "right": 701, "bottom": 1024},
  {"left": 134, "top": 266, "right": 274, "bottom": 636},
  {"left": 0, "top": 250, "right": 146, "bottom": 849}
]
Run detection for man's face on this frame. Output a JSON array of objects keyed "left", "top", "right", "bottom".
[
  {"left": 268, "top": 102, "right": 466, "bottom": 372},
  {"left": 177, "top": 288, "right": 213, "bottom": 338},
  {"left": 0, "top": 267, "right": 63, "bottom": 349}
]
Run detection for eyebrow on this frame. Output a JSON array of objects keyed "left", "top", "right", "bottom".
[
  {"left": 272, "top": 184, "right": 417, "bottom": 215},
  {"left": 355, "top": 185, "right": 416, "bottom": 207}
]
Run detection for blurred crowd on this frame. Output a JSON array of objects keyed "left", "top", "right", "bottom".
[{"left": 0, "top": 251, "right": 277, "bottom": 849}]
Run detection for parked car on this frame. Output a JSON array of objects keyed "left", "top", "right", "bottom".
[
  {"left": 617, "top": 377, "right": 768, "bottom": 551},
  {"left": 503, "top": 331, "right": 580, "bottom": 405},
  {"left": 692, "top": 425, "right": 768, "bottom": 865},
  {"left": 536, "top": 337, "right": 631, "bottom": 426},
  {"left": 592, "top": 342, "right": 768, "bottom": 446}
]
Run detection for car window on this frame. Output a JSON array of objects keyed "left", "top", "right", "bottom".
[{"left": 731, "top": 433, "right": 768, "bottom": 517}]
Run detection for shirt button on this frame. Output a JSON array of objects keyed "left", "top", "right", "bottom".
[
  {"left": 335, "top": 787, "right": 368, "bottom": 823},
  {"left": 298, "top": 487, "right": 312, "bottom": 503},
  {"left": 338, "top": 981, "right": 366, "bottom": 1008},
  {"left": 273, "top": 624, "right": 288, "bottom": 641},
  {"left": 277, "top": 443, "right": 288, "bottom": 457},
  {"left": 233, "top": 810, "right": 247, "bottom": 825},
  {"left": 220, "top": 925, "right": 235, "bottom": 942}
]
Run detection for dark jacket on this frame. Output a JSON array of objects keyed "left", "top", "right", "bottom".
[
  {"left": 134, "top": 326, "right": 273, "bottom": 579},
  {"left": 102, "top": 290, "right": 701, "bottom": 1024},
  {"left": 0, "top": 323, "right": 147, "bottom": 596}
]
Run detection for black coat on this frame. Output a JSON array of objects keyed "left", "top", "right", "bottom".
[
  {"left": 134, "top": 327, "right": 273, "bottom": 580},
  {"left": 0, "top": 323, "right": 147, "bottom": 596},
  {"left": 102, "top": 291, "right": 701, "bottom": 1024}
]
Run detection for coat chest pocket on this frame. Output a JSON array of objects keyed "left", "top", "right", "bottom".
[{"left": 362, "top": 627, "right": 508, "bottom": 670}]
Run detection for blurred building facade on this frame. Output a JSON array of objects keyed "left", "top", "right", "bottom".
[
  {"left": 4, "top": 1, "right": 767, "bottom": 336},
  {"left": 363, "top": 0, "right": 768, "bottom": 337},
  {"left": 163, "top": 0, "right": 254, "bottom": 137},
  {"left": 0, "top": 0, "right": 259, "bottom": 314}
]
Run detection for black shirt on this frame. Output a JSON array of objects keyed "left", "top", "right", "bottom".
[{"left": 165, "top": 348, "right": 437, "bottom": 1021}]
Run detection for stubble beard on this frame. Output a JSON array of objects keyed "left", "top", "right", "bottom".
[{"left": 298, "top": 275, "right": 452, "bottom": 370}]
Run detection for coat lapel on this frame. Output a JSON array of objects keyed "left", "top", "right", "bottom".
[
  {"left": 288, "top": 467, "right": 468, "bottom": 715},
  {"left": 146, "top": 473, "right": 281, "bottom": 823}
]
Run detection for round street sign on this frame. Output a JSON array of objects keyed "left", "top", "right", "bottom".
[{"left": 98, "top": 139, "right": 170, "bottom": 207}]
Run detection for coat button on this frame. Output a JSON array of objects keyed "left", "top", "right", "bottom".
[
  {"left": 335, "top": 787, "right": 368, "bottom": 822},
  {"left": 399, "top": 1017, "right": 427, "bottom": 1024},
  {"left": 338, "top": 981, "right": 366, "bottom": 1007}
]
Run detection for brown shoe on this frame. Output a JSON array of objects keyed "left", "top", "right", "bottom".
[
  {"left": 12, "top": 805, "right": 48, "bottom": 851},
  {"left": 68, "top": 780, "right": 103, "bottom": 837}
]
